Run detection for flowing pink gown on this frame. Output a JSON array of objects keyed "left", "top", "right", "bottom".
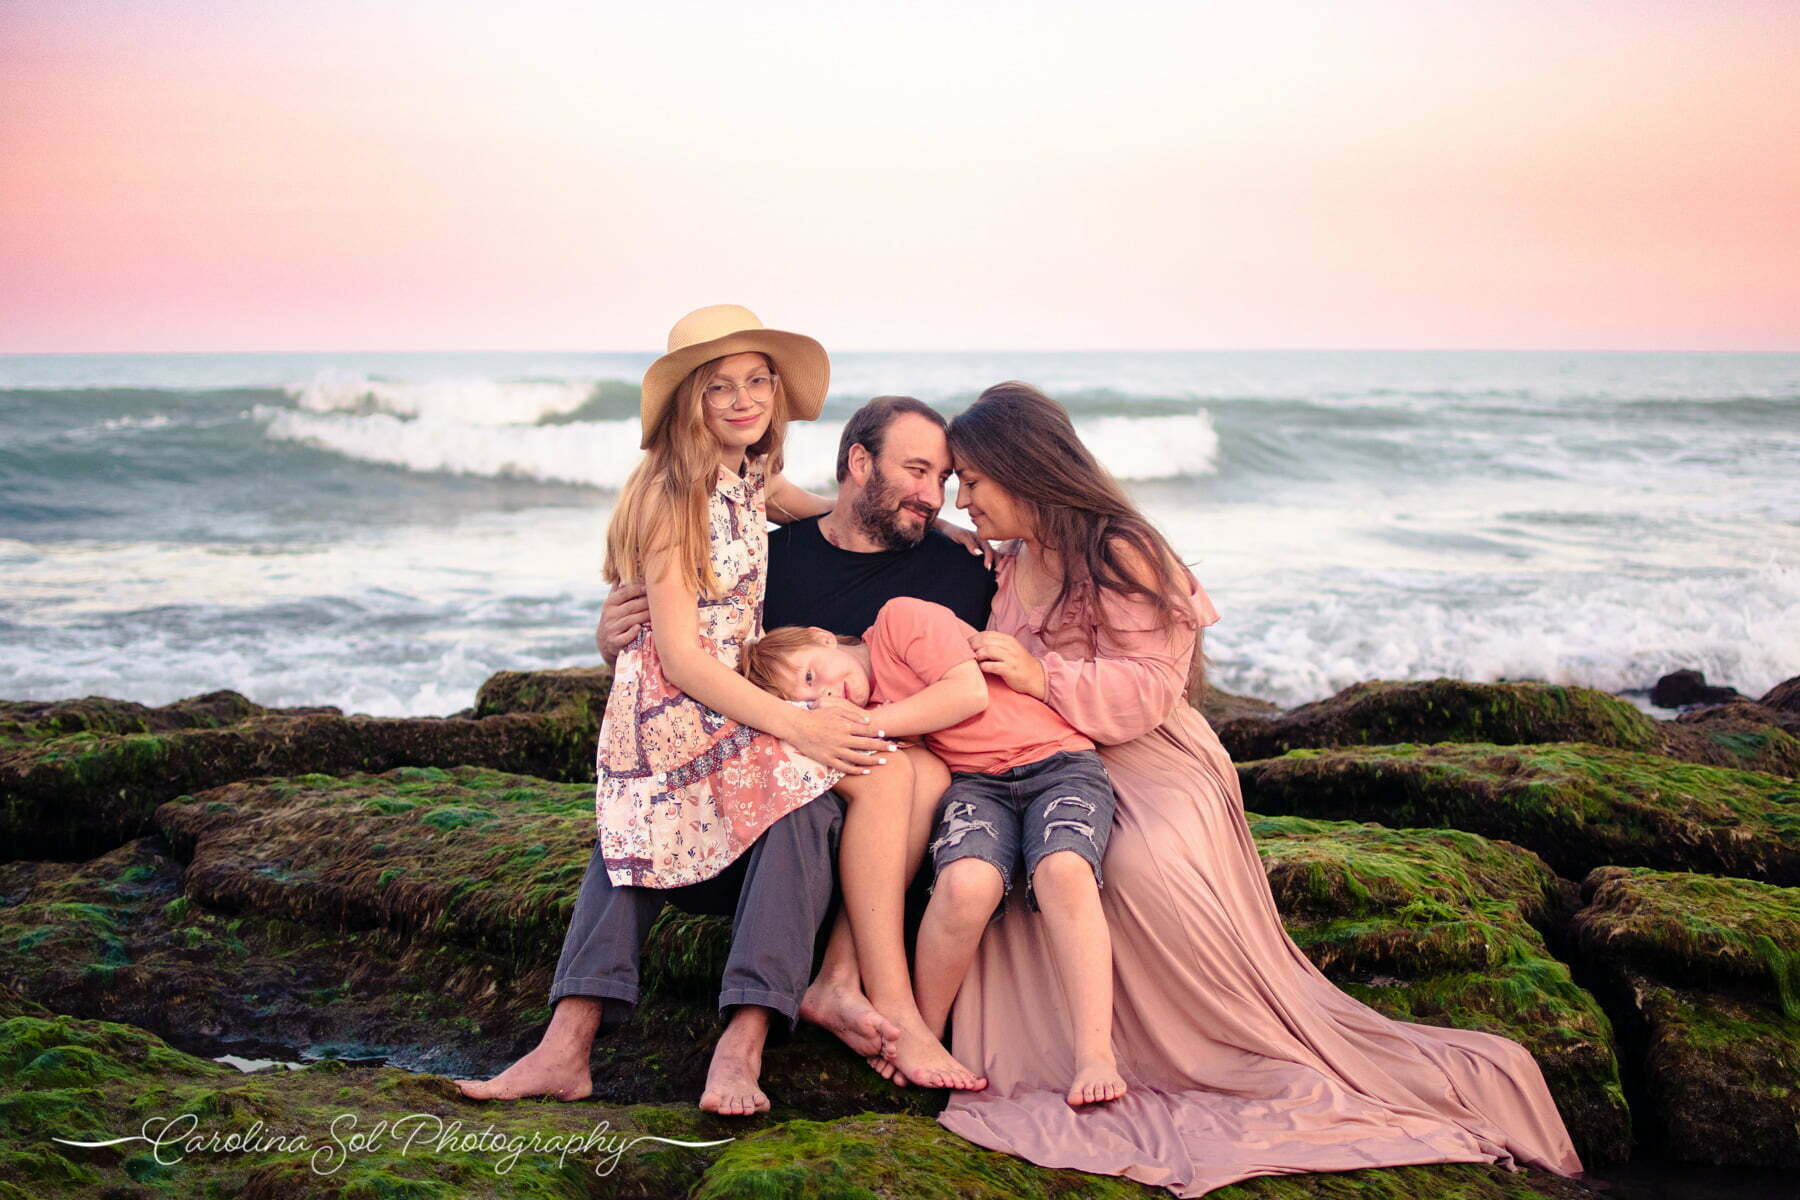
[{"left": 937, "top": 553, "right": 1582, "bottom": 1197}]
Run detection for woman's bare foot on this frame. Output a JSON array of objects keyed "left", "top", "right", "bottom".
[
  {"left": 698, "top": 1015, "right": 770, "bottom": 1117},
  {"left": 1066, "top": 1058, "right": 1127, "bottom": 1107},
  {"left": 890, "top": 1022, "right": 985, "bottom": 1091},
  {"left": 801, "top": 977, "right": 902, "bottom": 1060},
  {"left": 454, "top": 1045, "right": 591, "bottom": 1101}
]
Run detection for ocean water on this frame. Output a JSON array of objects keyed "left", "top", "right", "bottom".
[{"left": 2, "top": 350, "right": 1795, "bottom": 716}]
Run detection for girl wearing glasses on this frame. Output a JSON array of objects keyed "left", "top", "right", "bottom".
[{"left": 594, "top": 305, "right": 986, "bottom": 1105}]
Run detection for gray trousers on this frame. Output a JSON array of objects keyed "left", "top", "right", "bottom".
[{"left": 549, "top": 792, "right": 844, "bottom": 1038}]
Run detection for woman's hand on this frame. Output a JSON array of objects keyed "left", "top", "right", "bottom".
[
  {"left": 786, "top": 701, "right": 898, "bottom": 774},
  {"left": 935, "top": 518, "right": 995, "bottom": 568},
  {"left": 969, "top": 631, "right": 1047, "bottom": 700}
]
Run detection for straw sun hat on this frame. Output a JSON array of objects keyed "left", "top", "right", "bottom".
[{"left": 638, "top": 304, "right": 830, "bottom": 448}]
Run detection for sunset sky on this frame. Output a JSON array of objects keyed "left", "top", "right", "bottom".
[{"left": 3, "top": 0, "right": 1796, "bottom": 353}]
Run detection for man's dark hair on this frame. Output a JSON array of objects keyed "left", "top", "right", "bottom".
[{"left": 835, "top": 396, "right": 947, "bottom": 482}]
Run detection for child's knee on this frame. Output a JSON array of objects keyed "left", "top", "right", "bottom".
[
  {"left": 935, "top": 857, "right": 1006, "bottom": 917},
  {"left": 1031, "top": 849, "right": 1099, "bottom": 896}
]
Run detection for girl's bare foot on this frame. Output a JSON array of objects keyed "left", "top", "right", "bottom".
[
  {"left": 891, "top": 1023, "right": 986, "bottom": 1091},
  {"left": 454, "top": 1045, "right": 592, "bottom": 1101},
  {"left": 1067, "top": 1058, "right": 1127, "bottom": 1107},
  {"left": 698, "top": 1019, "right": 770, "bottom": 1116},
  {"left": 801, "top": 977, "right": 902, "bottom": 1060}
]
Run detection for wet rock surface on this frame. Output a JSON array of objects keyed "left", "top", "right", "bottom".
[
  {"left": 1648, "top": 670, "right": 1743, "bottom": 710},
  {"left": 10, "top": 671, "right": 1800, "bottom": 1193},
  {"left": 1237, "top": 742, "right": 1800, "bottom": 884}
]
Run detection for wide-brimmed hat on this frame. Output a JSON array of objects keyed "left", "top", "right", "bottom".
[{"left": 639, "top": 305, "right": 829, "bottom": 448}]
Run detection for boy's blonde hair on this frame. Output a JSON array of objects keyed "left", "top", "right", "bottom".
[
  {"left": 602, "top": 354, "right": 789, "bottom": 598},
  {"left": 740, "top": 626, "right": 863, "bottom": 697}
]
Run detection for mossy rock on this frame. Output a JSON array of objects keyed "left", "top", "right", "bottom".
[
  {"left": 474, "top": 666, "right": 613, "bottom": 723},
  {"left": 1252, "top": 815, "right": 1627, "bottom": 1165},
  {"left": 1238, "top": 743, "right": 1800, "bottom": 884},
  {"left": 1214, "top": 679, "right": 1661, "bottom": 762},
  {"left": 1570, "top": 868, "right": 1799, "bottom": 1167},
  {"left": 1625, "top": 977, "right": 1799, "bottom": 1168},
  {"left": 155, "top": 768, "right": 600, "bottom": 959},
  {"left": 0, "top": 1010, "right": 732, "bottom": 1198},
  {"left": 1193, "top": 682, "right": 1280, "bottom": 725},
  {"left": 1658, "top": 702, "right": 1800, "bottom": 777},
  {"left": 2, "top": 705, "right": 604, "bottom": 862},
  {"left": 1572, "top": 867, "right": 1800, "bottom": 1017},
  {"left": 0, "top": 690, "right": 275, "bottom": 748},
  {"left": 692, "top": 1113, "right": 1594, "bottom": 1199}
]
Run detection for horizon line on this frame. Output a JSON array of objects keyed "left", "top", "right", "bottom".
[{"left": 4, "top": 345, "right": 1798, "bottom": 358}]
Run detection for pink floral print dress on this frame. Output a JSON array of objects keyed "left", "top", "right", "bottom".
[{"left": 595, "top": 455, "right": 844, "bottom": 889}]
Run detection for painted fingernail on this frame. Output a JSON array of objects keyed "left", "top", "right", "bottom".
[
  {"left": 877, "top": 757, "right": 887, "bottom": 765},
  {"left": 861, "top": 768, "right": 870, "bottom": 775}
]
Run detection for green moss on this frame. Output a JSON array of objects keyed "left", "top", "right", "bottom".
[
  {"left": 696, "top": 1113, "right": 1154, "bottom": 1199},
  {"left": 419, "top": 805, "right": 497, "bottom": 831},
  {"left": 1240, "top": 742, "right": 1800, "bottom": 883},
  {"left": 1631, "top": 979, "right": 1800, "bottom": 1167},
  {"left": 1574, "top": 867, "right": 1800, "bottom": 1016}
]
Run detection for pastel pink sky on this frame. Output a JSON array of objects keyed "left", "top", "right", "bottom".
[{"left": 3, "top": 0, "right": 1797, "bottom": 352}]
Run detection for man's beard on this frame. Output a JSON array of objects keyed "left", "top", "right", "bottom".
[{"left": 851, "top": 471, "right": 933, "bottom": 551}]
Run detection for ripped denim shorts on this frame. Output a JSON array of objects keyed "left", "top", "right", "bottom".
[{"left": 927, "top": 749, "right": 1116, "bottom": 913}]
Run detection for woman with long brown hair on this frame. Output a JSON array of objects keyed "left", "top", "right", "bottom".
[{"left": 932, "top": 382, "right": 1582, "bottom": 1195}]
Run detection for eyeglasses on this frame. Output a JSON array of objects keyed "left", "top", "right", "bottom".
[{"left": 702, "top": 374, "right": 777, "bottom": 409}]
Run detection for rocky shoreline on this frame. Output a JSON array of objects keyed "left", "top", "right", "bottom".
[{"left": 2, "top": 669, "right": 1795, "bottom": 1197}]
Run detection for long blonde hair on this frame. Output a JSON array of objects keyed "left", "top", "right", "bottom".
[{"left": 603, "top": 353, "right": 789, "bottom": 597}]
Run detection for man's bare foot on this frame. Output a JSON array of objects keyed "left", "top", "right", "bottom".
[
  {"left": 800, "top": 977, "right": 902, "bottom": 1060},
  {"left": 698, "top": 1022, "right": 770, "bottom": 1117},
  {"left": 1067, "top": 1058, "right": 1127, "bottom": 1107},
  {"left": 890, "top": 1022, "right": 986, "bottom": 1091},
  {"left": 454, "top": 1045, "right": 591, "bottom": 1101},
  {"left": 866, "top": 1054, "right": 909, "bottom": 1087}
]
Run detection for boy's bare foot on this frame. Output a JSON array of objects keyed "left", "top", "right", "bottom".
[
  {"left": 698, "top": 1020, "right": 770, "bottom": 1116},
  {"left": 891, "top": 1022, "right": 986, "bottom": 1091},
  {"left": 866, "top": 1054, "right": 909, "bottom": 1086},
  {"left": 1067, "top": 1058, "right": 1127, "bottom": 1107},
  {"left": 454, "top": 1045, "right": 592, "bottom": 1101},
  {"left": 801, "top": 977, "right": 902, "bottom": 1060}
]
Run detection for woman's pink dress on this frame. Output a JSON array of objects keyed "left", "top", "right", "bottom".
[{"left": 938, "top": 551, "right": 1582, "bottom": 1197}]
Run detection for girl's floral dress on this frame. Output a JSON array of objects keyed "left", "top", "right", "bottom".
[{"left": 595, "top": 455, "right": 843, "bottom": 888}]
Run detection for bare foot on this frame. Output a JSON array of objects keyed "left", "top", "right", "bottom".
[
  {"left": 891, "top": 1023, "right": 986, "bottom": 1091},
  {"left": 801, "top": 977, "right": 902, "bottom": 1060},
  {"left": 454, "top": 1045, "right": 591, "bottom": 1101},
  {"left": 1067, "top": 1058, "right": 1127, "bottom": 1107},
  {"left": 698, "top": 1025, "right": 770, "bottom": 1117},
  {"left": 866, "top": 1054, "right": 909, "bottom": 1087}
]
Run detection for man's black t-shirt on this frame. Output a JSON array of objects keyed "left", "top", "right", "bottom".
[{"left": 764, "top": 517, "right": 996, "bottom": 637}]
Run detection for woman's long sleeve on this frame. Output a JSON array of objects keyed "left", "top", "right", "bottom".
[{"left": 1039, "top": 589, "right": 1204, "bottom": 745}]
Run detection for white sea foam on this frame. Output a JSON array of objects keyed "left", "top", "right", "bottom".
[
  {"left": 285, "top": 370, "right": 597, "bottom": 425},
  {"left": 1210, "top": 561, "right": 1800, "bottom": 709},
  {"left": 257, "top": 406, "right": 1221, "bottom": 489}
]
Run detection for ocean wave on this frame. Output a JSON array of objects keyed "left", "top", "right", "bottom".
[
  {"left": 257, "top": 406, "right": 1223, "bottom": 489},
  {"left": 284, "top": 370, "right": 598, "bottom": 426}
]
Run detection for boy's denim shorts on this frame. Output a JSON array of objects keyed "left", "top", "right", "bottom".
[{"left": 927, "top": 748, "right": 1116, "bottom": 913}]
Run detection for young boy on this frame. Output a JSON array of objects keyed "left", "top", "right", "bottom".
[{"left": 741, "top": 596, "right": 1126, "bottom": 1106}]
